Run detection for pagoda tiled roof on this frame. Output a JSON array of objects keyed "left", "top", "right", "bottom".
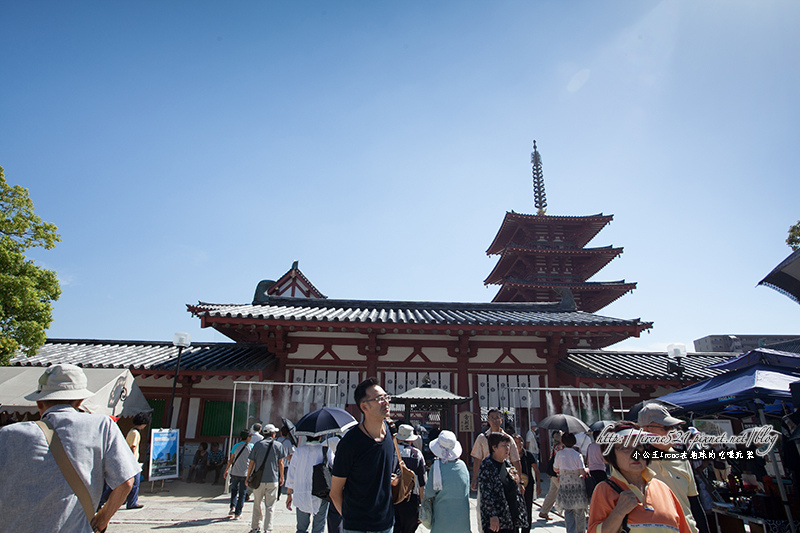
[
  {"left": 486, "top": 212, "right": 613, "bottom": 255},
  {"left": 484, "top": 246, "right": 624, "bottom": 285},
  {"left": 492, "top": 280, "right": 637, "bottom": 312},
  {"left": 189, "top": 297, "right": 648, "bottom": 329},
  {"left": 558, "top": 350, "right": 735, "bottom": 381},
  {"left": 8, "top": 339, "right": 274, "bottom": 372}
]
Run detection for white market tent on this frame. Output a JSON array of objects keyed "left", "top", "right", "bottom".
[{"left": 0, "top": 366, "right": 151, "bottom": 417}]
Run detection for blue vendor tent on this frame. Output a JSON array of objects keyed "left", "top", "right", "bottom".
[
  {"left": 657, "top": 363, "right": 800, "bottom": 415},
  {"left": 707, "top": 347, "right": 800, "bottom": 372}
]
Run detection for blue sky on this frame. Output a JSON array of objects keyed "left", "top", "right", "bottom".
[{"left": 1, "top": 1, "right": 798, "bottom": 351}]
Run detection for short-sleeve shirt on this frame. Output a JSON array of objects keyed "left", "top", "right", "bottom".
[
  {"left": 229, "top": 441, "right": 253, "bottom": 477},
  {"left": 554, "top": 447, "right": 585, "bottom": 471},
  {"left": 398, "top": 441, "right": 426, "bottom": 493},
  {"left": 471, "top": 430, "right": 520, "bottom": 463},
  {"left": 126, "top": 428, "right": 141, "bottom": 462},
  {"left": 0, "top": 405, "right": 140, "bottom": 533},
  {"left": 647, "top": 450, "right": 699, "bottom": 533},
  {"left": 589, "top": 468, "right": 691, "bottom": 533},
  {"left": 332, "top": 423, "right": 396, "bottom": 532},
  {"left": 208, "top": 448, "right": 225, "bottom": 465},
  {"left": 586, "top": 442, "right": 606, "bottom": 472},
  {"left": 525, "top": 430, "right": 540, "bottom": 455},
  {"left": 276, "top": 436, "right": 295, "bottom": 463},
  {"left": 249, "top": 437, "right": 286, "bottom": 483}
]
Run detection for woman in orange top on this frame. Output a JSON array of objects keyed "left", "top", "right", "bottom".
[{"left": 588, "top": 423, "right": 691, "bottom": 533}]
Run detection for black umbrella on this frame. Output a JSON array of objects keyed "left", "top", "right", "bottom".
[
  {"left": 294, "top": 407, "right": 357, "bottom": 437},
  {"left": 538, "top": 414, "right": 590, "bottom": 434},
  {"left": 281, "top": 416, "right": 298, "bottom": 447},
  {"left": 759, "top": 249, "right": 800, "bottom": 304},
  {"left": 588, "top": 420, "right": 616, "bottom": 432}
]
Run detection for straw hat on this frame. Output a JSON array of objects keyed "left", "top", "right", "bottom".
[
  {"left": 429, "top": 430, "right": 462, "bottom": 461},
  {"left": 25, "top": 364, "right": 93, "bottom": 402}
]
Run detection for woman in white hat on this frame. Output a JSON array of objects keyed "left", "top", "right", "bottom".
[{"left": 423, "top": 430, "right": 472, "bottom": 533}]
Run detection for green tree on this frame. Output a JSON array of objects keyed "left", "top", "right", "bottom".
[
  {"left": 0, "top": 166, "right": 61, "bottom": 365},
  {"left": 788, "top": 220, "right": 800, "bottom": 251}
]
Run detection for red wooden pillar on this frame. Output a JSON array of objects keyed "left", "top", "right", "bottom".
[{"left": 456, "top": 334, "right": 471, "bottom": 401}]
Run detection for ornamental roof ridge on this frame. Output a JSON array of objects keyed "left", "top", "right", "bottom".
[
  {"left": 506, "top": 211, "right": 611, "bottom": 220},
  {"left": 500, "top": 244, "right": 623, "bottom": 254},
  {"left": 501, "top": 278, "right": 635, "bottom": 287},
  {"left": 44, "top": 337, "right": 253, "bottom": 347},
  {"left": 228, "top": 296, "right": 586, "bottom": 313}
]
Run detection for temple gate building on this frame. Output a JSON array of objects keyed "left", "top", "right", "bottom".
[{"left": 6, "top": 142, "right": 736, "bottom": 459}]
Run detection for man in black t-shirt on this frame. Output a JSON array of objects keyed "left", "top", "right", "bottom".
[{"left": 331, "top": 377, "right": 399, "bottom": 533}]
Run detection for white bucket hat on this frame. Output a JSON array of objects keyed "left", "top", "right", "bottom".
[
  {"left": 262, "top": 423, "right": 279, "bottom": 435},
  {"left": 396, "top": 424, "right": 416, "bottom": 442},
  {"left": 429, "top": 430, "right": 462, "bottom": 462},
  {"left": 25, "top": 364, "right": 94, "bottom": 402}
]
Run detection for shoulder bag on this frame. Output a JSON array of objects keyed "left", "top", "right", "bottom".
[
  {"left": 35, "top": 420, "right": 104, "bottom": 532},
  {"left": 311, "top": 445, "right": 332, "bottom": 502},
  {"left": 247, "top": 440, "right": 274, "bottom": 489},
  {"left": 391, "top": 439, "right": 416, "bottom": 504},
  {"left": 230, "top": 441, "right": 248, "bottom": 471},
  {"left": 604, "top": 479, "right": 631, "bottom": 533}
]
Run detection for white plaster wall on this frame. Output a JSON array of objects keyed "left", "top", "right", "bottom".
[
  {"left": 186, "top": 397, "right": 201, "bottom": 439},
  {"left": 288, "top": 343, "right": 362, "bottom": 361}
]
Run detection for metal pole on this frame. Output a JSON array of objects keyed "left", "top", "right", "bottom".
[
  {"left": 166, "top": 345, "right": 184, "bottom": 429},
  {"left": 758, "top": 407, "right": 796, "bottom": 533}
]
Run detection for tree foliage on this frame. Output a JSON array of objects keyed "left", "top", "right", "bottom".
[
  {"left": 788, "top": 220, "right": 800, "bottom": 251},
  {"left": 0, "top": 166, "right": 61, "bottom": 365}
]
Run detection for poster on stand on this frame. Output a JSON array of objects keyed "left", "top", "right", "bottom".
[{"left": 149, "top": 428, "right": 180, "bottom": 481}]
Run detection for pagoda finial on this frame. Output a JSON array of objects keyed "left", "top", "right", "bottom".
[{"left": 532, "top": 140, "right": 547, "bottom": 215}]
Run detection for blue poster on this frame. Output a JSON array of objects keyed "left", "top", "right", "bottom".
[{"left": 149, "top": 428, "right": 180, "bottom": 481}]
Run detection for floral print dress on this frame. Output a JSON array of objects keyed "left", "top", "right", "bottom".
[{"left": 478, "top": 457, "right": 528, "bottom": 531}]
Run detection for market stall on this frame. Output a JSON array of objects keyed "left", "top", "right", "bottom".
[{"left": 658, "top": 349, "right": 800, "bottom": 533}]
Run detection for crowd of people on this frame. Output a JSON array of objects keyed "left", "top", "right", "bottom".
[{"left": 0, "top": 367, "right": 762, "bottom": 533}]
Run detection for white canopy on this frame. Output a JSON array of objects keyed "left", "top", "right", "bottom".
[{"left": 0, "top": 367, "right": 152, "bottom": 417}]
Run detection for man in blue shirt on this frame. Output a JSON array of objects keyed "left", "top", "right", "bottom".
[
  {"left": 330, "top": 377, "right": 399, "bottom": 533},
  {"left": 224, "top": 430, "right": 253, "bottom": 520}
]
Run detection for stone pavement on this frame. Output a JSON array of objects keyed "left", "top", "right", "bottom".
[{"left": 110, "top": 478, "right": 569, "bottom": 533}]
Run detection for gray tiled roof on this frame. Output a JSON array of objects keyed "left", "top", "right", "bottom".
[
  {"left": 765, "top": 338, "right": 800, "bottom": 354},
  {"left": 189, "top": 297, "right": 649, "bottom": 328},
  {"left": 9, "top": 339, "right": 274, "bottom": 371},
  {"left": 559, "top": 350, "right": 735, "bottom": 381}
]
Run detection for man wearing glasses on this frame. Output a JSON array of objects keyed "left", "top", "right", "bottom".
[
  {"left": 470, "top": 408, "right": 522, "bottom": 530},
  {"left": 331, "top": 377, "right": 399, "bottom": 533},
  {"left": 638, "top": 403, "right": 709, "bottom": 533}
]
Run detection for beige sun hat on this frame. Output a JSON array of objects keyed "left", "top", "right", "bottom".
[{"left": 24, "top": 364, "right": 94, "bottom": 402}]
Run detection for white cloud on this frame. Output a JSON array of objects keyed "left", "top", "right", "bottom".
[{"left": 566, "top": 68, "right": 591, "bottom": 93}]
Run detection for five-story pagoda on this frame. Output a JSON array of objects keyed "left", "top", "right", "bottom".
[{"left": 485, "top": 142, "right": 637, "bottom": 312}]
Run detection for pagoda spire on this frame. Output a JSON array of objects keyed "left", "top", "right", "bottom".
[{"left": 532, "top": 140, "right": 547, "bottom": 215}]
